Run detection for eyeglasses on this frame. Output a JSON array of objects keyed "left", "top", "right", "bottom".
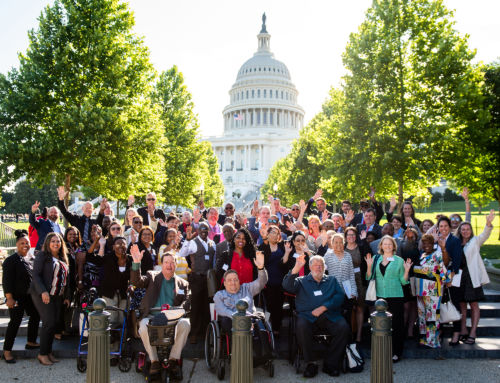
[
  {"left": 291, "top": 208, "right": 299, "bottom": 211},
  {"left": 133, "top": 220, "right": 142, "bottom": 224},
  {"left": 146, "top": 198, "right": 156, "bottom": 201},
  {"left": 268, "top": 219, "right": 278, "bottom": 224},
  {"left": 450, "top": 217, "right": 461, "bottom": 222},
  {"left": 110, "top": 227, "right": 121, "bottom": 231}
]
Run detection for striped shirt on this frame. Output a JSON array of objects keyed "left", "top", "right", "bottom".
[
  {"left": 50, "top": 258, "right": 68, "bottom": 296},
  {"left": 324, "top": 250, "right": 357, "bottom": 298}
]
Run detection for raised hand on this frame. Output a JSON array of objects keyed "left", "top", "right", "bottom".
[
  {"left": 251, "top": 200, "right": 259, "bottom": 217},
  {"left": 99, "top": 198, "right": 108, "bottom": 212},
  {"left": 319, "top": 230, "right": 328, "bottom": 245},
  {"left": 321, "top": 210, "right": 329, "bottom": 223},
  {"left": 193, "top": 208, "right": 201, "bottom": 223},
  {"left": 486, "top": 209, "right": 495, "bottom": 226},
  {"left": 345, "top": 209, "right": 354, "bottom": 224},
  {"left": 313, "top": 189, "right": 323, "bottom": 201},
  {"left": 299, "top": 199, "right": 306, "bottom": 212},
  {"left": 254, "top": 251, "right": 265, "bottom": 269},
  {"left": 267, "top": 195, "right": 274, "bottom": 204},
  {"left": 259, "top": 225, "right": 268, "bottom": 240},
  {"left": 437, "top": 237, "right": 446, "bottom": 250},
  {"left": 292, "top": 255, "right": 306, "bottom": 274},
  {"left": 403, "top": 258, "right": 413, "bottom": 273},
  {"left": 461, "top": 187, "right": 469, "bottom": 201},
  {"left": 284, "top": 241, "right": 292, "bottom": 254},
  {"left": 158, "top": 218, "right": 167, "bottom": 227},
  {"left": 389, "top": 196, "right": 397, "bottom": 211},
  {"left": 369, "top": 186, "right": 376, "bottom": 199},
  {"left": 279, "top": 206, "right": 288, "bottom": 216},
  {"left": 405, "top": 216, "right": 415, "bottom": 227},
  {"left": 31, "top": 201, "right": 41, "bottom": 213},
  {"left": 57, "top": 186, "right": 68, "bottom": 201},
  {"left": 285, "top": 220, "right": 297, "bottom": 233},
  {"left": 130, "top": 244, "right": 144, "bottom": 263},
  {"left": 130, "top": 230, "right": 137, "bottom": 244},
  {"left": 428, "top": 226, "right": 439, "bottom": 240},
  {"left": 98, "top": 236, "right": 107, "bottom": 248},
  {"left": 360, "top": 230, "right": 367, "bottom": 240},
  {"left": 364, "top": 253, "right": 373, "bottom": 268}
]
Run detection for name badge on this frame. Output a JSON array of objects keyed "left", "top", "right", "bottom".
[
  {"left": 205, "top": 255, "right": 210, "bottom": 260},
  {"left": 353, "top": 267, "right": 361, "bottom": 273},
  {"left": 222, "top": 264, "right": 229, "bottom": 271},
  {"left": 387, "top": 257, "right": 394, "bottom": 261},
  {"left": 293, "top": 253, "right": 299, "bottom": 258},
  {"left": 177, "top": 289, "right": 184, "bottom": 295},
  {"left": 313, "top": 290, "right": 323, "bottom": 296}
]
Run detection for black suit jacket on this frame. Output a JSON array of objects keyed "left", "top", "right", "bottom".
[
  {"left": 356, "top": 223, "right": 383, "bottom": 240},
  {"left": 137, "top": 206, "right": 166, "bottom": 227},
  {"left": 2, "top": 252, "right": 33, "bottom": 301},
  {"left": 58, "top": 200, "right": 102, "bottom": 243},
  {"left": 29, "top": 251, "right": 70, "bottom": 299},
  {"left": 29, "top": 213, "right": 63, "bottom": 250}
]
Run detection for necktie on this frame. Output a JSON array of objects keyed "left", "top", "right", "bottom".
[{"left": 83, "top": 218, "right": 90, "bottom": 242}]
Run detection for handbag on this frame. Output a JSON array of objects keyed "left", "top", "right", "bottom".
[
  {"left": 207, "top": 268, "right": 218, "bottom": 298},
  {"left": 439, "top": 288, "right": 461, "bottom": 323},
  {"left": 365, "top": 255, "right": 380, "bottom": 302}
]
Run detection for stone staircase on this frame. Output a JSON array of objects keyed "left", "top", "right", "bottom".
[{"left": 1, "top": 288, "right": 499, "bottom": 360}]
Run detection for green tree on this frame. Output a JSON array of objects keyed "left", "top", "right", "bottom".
[
  {"left": 332, "top": 0, "right": 485, "bottom": 207},
  {"left": 450, "top": 61, "right": 500, "bottom": 231},
  {"left": 0, "top": 0, "right": 165, "bottom": 204},
  {"left": 151, "top": 66, "right": 223, "bottom": 208},
  {"left": 4, "top": 179, "right": 58, "bottom": 214}
]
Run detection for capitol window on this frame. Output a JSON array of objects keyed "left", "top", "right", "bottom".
[
  {"left": 246, "top": 90, "right": 249, "bottom": 98},
  {"left": 270, "top": 113, "right": 273, "bottom": 124},
  {"left": 257, "top": 111, "right": 261, "bottom": 124},
  {"left": 270, "top": 90, "right": 272, "bottom": 98},
  {"left": 264, "top": 89, "right": 266, "bottom": 98},
  {"left": 252, "top": 89, "right": 255, "bottom": 98},
  {"left": 281, "top": 91, "right": 283, "bottom": 99},
  {"left": 263, "top": 112, "right": 267, "bottom": 124},
  {"left": 275, "top": 90, "right": 278, "bottom": 98},
  {"left": 258, "top": 89, "right": 260, "bottom": 98}
]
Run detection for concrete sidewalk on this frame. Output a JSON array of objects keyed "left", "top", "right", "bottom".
[{"left": 2, "top": 358, "right": 499, "bottom": 382}]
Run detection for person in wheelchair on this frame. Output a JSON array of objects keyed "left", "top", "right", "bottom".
[
  {"left": 283, "top": 255, "right": 350, "bottom": 378},
  {"left": 130, "top": 245, "right": 190, "bottom": 379},
  {"left": 213, "top": 250, "right": 267, "bottom": 333}
]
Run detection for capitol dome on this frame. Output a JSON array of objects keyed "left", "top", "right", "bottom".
[{"left": 204, "top": 14, "right": 304, "bottom": 207}]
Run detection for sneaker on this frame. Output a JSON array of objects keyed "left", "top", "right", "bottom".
[{"left": 303, "top": 363, "right": 318, "bottom": 378}]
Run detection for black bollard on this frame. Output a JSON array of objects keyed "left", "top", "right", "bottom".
[
  {"left": 370, "top": 299, "right": 393, "bottom": 383},
  {"left": 87, "top": 298, "right": 110, "bottom": 383},
  {"left": 230, "top": 300, "right": 253, "bottom": 383}
]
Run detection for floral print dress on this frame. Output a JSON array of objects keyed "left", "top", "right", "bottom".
[{"left": 414, "top": 251, "right": 448, "bottom": 348}]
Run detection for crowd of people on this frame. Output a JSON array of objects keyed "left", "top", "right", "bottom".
[{"left": 1, "top": 185, "right": 496, "bottom": 379}]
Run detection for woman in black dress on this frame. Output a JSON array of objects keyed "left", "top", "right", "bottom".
[{"left": 2, "top": 230, "right": 40, "bottom": 363}]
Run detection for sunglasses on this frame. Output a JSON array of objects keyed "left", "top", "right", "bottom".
[
  {"left": 110, "top": 227, "right": 121, "bottom": 231},
  {"left": 268, "top": 219, "right": 278, "bottom": 224},
  {"left": 291, "top": 208, "right": 299, "bottom": 211},
  {"left": 450, "top": 217, "right": 461, "bottom": 222},
  {"left": 146, "top": 198, "right": 156, "bottom": 201},
  {"left": 133, "top": 220, "right": 142, "bottom": 224}
]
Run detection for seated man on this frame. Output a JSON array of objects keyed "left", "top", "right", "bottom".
[
  {"left": 283, "top": 255, "right": 350, "bottom": 378},
  {"left": 213, "top": 250, "right": 267, "bottom": 333},
  {"left": 130, "top": 245, "right": 190, "bottom": 379}
]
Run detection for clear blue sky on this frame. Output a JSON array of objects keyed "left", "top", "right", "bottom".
[{"left": 1, "top": 0, "right": 498, "bottom": 137}]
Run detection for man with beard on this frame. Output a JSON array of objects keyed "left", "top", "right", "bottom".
[
  {"left": 282, "top": 255, "right": 349, "bottom": 378},
  {"left": 29, "top": 202, "right": 64, "bottom": 250}
]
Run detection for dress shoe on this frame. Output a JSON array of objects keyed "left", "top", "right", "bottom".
[
  {"left": 150, "top": 360, "right": 161, "bottom": 375},
  {"left": 2, "top": 354, "right": 16, "bottom": 364},
  {"left": 322, "top": 365, "right": 340, "bottom": 376},
  {"left": 303, "top": 363, "right": 318, "bottom": 378}
]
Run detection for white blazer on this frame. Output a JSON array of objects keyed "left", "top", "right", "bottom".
[{"left": 463, "top": 225, "right": 492, "bottom": 288}]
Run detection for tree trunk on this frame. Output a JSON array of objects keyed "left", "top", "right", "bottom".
[
  {"left": 397, "top": 181, "right": 404, "bottom": 213},
  {"left": 63, "top": 174, "right": 71, "bottom": 228},
  {"left": 478, "top": 204, "right": 483, "bottom": 214}
]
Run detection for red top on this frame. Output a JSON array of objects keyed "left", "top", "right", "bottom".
[{"left": 230, "top": 251, "right": 254, "bottom": 284}]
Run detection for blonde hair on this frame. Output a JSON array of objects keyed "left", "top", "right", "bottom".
[{"left": 377, "top": 235, "right": 397, "bottom": 255}]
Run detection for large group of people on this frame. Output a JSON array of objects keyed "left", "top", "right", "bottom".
[{"left": 1, "top": 185, "right": 496, "bottom": 379}]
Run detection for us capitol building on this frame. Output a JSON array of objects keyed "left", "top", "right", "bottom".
[{"left": 204, "top": 14, "right": 304, "bottom": 208}]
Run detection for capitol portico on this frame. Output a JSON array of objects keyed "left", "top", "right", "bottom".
[{"left": 204, "top": 14, "right": 304, "bottom": 207}]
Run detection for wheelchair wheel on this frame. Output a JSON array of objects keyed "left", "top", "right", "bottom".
[
  {"left": 205, "top": 321, "right": 221, "bottom": 370},
  {"left": 216, "top": 359, "right": 225, "bottom": 380},
  {"left": 77, "top": 356, "right": 87, "bottom": 373},
  {"left": 118, "top": 356, "right": 132, "bottom": 372},
  {"left": 162, "top": 369, "right": 171, "bottom": 383}
]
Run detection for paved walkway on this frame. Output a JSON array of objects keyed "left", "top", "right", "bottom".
[{"left": 2, "top": 358, "right": 499, "bottom": 382}]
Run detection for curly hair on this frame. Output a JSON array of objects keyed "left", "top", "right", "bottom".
[{"left": 229, "top": 227, "right": 256, "bottom": 260}]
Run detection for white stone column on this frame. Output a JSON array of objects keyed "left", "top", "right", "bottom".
[
  {"left": 260, "top": 144, "right": 264, "bottom": 169},
  {"left": 224, "top": 145, "right": 228, "bottom": 172}
]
